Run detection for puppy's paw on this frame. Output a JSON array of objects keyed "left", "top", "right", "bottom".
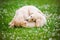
[{"left": 8, "top": 22, "right": 14, "bottom": 28}]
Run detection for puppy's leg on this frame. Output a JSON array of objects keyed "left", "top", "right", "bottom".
[
  {"left": 22, "top": 21, "right": 35, "bottom": 28},
  {"left": 36, "top": 19, "right": 43, "bottom": 27},
  {"left": 9, "top": 20, "right": 14, "bottom": 28}
]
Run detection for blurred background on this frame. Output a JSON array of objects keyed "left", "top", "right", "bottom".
[{"left": 0, "top": 0, "right": 60, "bottom": 40}]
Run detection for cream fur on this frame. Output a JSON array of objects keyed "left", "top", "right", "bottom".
[{"left": 9, "top": 5, "right": 46, "bottom": 28}]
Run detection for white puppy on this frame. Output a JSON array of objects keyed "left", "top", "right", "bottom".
[{"left": 9, "top": 5, "right": 46, "bottom": 28}]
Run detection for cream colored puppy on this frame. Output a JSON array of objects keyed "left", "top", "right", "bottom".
[{"left": 9, "top": 5, "right": 45, "bottom": 27}]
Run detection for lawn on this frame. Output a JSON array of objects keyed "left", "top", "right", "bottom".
[{"left": 0, "top": 0, "right": 60, "bottom": 40}]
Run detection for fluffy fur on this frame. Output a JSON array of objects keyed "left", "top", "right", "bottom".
[
  {"left": 9, "top": 5, "right": 46, "bottom": 28},
  {"left": 9, "top": 11, "right": 27, "bottom": 27}
]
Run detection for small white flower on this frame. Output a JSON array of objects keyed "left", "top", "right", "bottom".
[
  {"left": 2, "top": 22, "right": 4, "bottom": 25},
  {"left": 49, "top": 38, "right": 52, "bottom": 40},
  {"left": 3, "top": 9, "right": 7, "bottom": 13},
  {"left": 2, "top": 31, "right": 4, "bottom": 34},
  {"left": 9, "top": 33, "right": 12, "bottom": 35},
  {"left": 57, "top": 33, "right": 60, "bottom": 36},
  {"left": 16, "top": 36, "right": 20, "bottom": 40},
  {"left": 28, "top": 30, "right": 32, "bottom": 33},
  {"left": 3, "top": 34, "right": 6, "bottom": 39},
  {"left": 2, "top": 16, "right": 3, "bottom": 19},
  {"left": 26, "top": 35, "right": 28, "bottom": 37},
  {"left": 44, "top": 36, "right": 46, "bottom": 38},
  {"left": 43, "top": 28, "right": 48, "bottom": 32},
  {"left": 52, "top": 33, "right": 55, "bottom": 37}
]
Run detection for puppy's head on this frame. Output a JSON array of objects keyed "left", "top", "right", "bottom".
[{"left": 26, "top": 14, "right": 36, "bottom": 22}]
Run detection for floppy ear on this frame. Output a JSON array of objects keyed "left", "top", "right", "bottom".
[{"left": 28, "top": 9, "right": 30, "bottom": 16}]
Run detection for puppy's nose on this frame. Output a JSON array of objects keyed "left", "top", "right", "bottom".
[{"left": 26, "top": 19, "right": 28, "bottom": 21}]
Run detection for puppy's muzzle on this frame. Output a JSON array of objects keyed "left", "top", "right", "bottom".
[{"left": 26, "top": 19, "right": 28, "bottom": 21}]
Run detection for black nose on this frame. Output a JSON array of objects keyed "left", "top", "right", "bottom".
[
  {"left": 32, "top": 19, "right": 33, "bottom": 20},
  {"left": 26, "top": 19, "right": 28, "bottom": 21}
]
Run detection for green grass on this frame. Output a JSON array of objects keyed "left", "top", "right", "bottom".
[{"left": 0, "top": 0, "right": 60, "bottom": 40}]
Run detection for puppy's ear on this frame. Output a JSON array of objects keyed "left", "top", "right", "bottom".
[{"left": 28, "top": 9, "right": 30, "bottom": 15}]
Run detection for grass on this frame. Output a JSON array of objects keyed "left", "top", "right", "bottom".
[{"left": 0, "top": 0, "right": 60, "bottom": 40}]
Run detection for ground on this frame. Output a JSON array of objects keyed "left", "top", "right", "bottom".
[{"left": 0, "top": 0, "right": 60, "bottom": 40}]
